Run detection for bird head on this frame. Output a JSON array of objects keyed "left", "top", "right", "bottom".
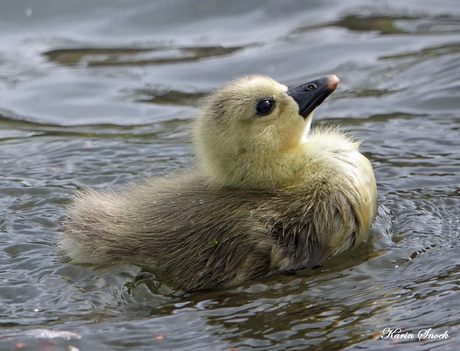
[{"left": 194, "top": 75, "right": 339, "bottom": 189}]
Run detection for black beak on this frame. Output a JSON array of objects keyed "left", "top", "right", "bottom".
[{"left": 287, "top": 75, "right": 339, "bottom": 118}]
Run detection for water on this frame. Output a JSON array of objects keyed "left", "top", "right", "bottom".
[{"left": 1, "top": 0, "right": 460, "bottom": 350}]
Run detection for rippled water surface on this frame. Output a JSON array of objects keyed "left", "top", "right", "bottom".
[{"left": 1, "top": 0, "right": 460, "bottom": 350}]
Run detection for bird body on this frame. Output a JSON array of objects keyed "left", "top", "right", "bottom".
[{"left": 61, "top": 75, "right": 377, "bottom": 291}]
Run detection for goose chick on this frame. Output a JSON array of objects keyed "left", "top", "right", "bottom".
[{"left": 61, "top": 75, "right": 377, "bottom": 291}]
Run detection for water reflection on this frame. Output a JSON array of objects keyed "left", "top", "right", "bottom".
[{"left": 44, "top": 46, "right": 242, "bottom": 67}]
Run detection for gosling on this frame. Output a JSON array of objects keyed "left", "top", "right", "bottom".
[{"left": 61, "top": 75, "right": 378, "bottom": 291}]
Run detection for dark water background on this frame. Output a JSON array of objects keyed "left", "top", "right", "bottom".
[{"left": 1, "top": 0, "right": 460, "bottom": 350}]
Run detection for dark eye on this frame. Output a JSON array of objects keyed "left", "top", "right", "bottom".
[
  {"left": 256, "top": 99, "right": 275, "bottom": 115},
  {"left": 305, "top": 83, "right": 317, "bottom": 90}
]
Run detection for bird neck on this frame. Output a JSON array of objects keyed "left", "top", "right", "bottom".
[{"left": 201, "top": 145, "right": 307, "bottom": 190}]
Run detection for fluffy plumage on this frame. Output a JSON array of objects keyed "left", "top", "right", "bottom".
[{"left": 61, "top": 75, "right": 377, "bottom": 291}]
